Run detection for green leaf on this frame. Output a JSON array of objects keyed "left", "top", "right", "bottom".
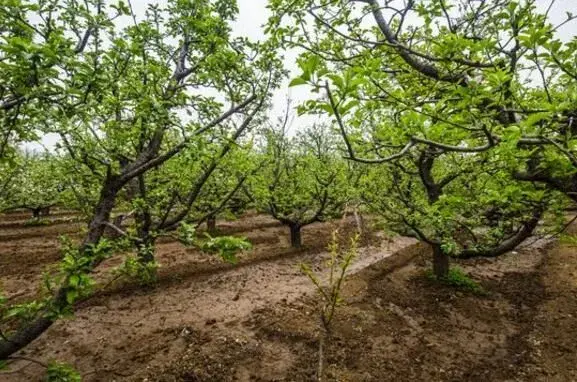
[
  {"left": 69, "top": 274, "right": 80, "bottom": 287},
  {"left": 318, "top": 103, "right": 334, "bottom": 115},
  {"left": 327, "top": 74, "right": 344, "bottom": 91},
  {"left": 524, "top": 112, "right": 551, "bottom": 127},
  {"left": 339, "top": 100, "right": 359, "bottom": 115},
  {"left": 289, "top": 77, "right": 307, "bottom": 87},
  {"left": 66, "top": 290, "right": 78, "bottom": 305}
]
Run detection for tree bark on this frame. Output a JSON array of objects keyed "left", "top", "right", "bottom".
[
  {"left": 206, "top": 215, "right": 217, "bottom": 235},
  {"left": 133, "top": 172, "right": 156, "bottom": 265},
  {"left": 290, "top": 223, "right": 302, "bottom": 248},
  {"left": 432, "top": 244, "right": 450, "bottom": 279}
]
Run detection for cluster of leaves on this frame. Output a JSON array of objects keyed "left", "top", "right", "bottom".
[
  {"left": 46, "top": 361, "right": 81, "bottom": 382},
  {"left": 58, "top": 237, "right": 116, "bottom": 307},
  {"left": 115, "top": 254, "right": 160, "bottom": 286},
  {"left": 200, "top": 235, "right": 252, "bottom": 264},
  {"left": 0, "top": 236, "right": 116, "bottom": 340},
  {"left": 1, "top": 151, "right": 67, "bottom": 214},
  {"left": 426, "top": 267, "right": 486, "bottom": 295},
  {"left": 2, "top": 300, "right": 47, "bottom": 325},
  {"left": 177, "top": 222, "right": 251, "bottom": 264},
  {"left": 249, "top": 121, "right": 353, "bottom": 246}
]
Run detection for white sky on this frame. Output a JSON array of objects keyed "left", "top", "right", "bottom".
[
  {"left": 232, "top": 0, "right": 318, "bottom": 129},
  {"left": 32, "top": 0, "right": 576, "bottom": 150}
]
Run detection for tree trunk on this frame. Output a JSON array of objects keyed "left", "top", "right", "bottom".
[
  {"left": 317, "top": 334, "right": 325, "bottom": 382},
  {"left": 0, "top": 179, "right": 120, "bottom": 360},
  {"left": 432, "top": 244, "right": 450, "bottom": 279},
  {"left": 206, "top": 215, "right": 217, "bottom": 235},
  {"left": 83, "top": 181, "right": 119, "bottom": 246},
  {"left": 290, "top": 224, "right": 302, "bottom": 248}
]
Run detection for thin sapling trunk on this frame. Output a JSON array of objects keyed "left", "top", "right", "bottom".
[{"left": 301, "top": 231, "right": 359, "bottom": 382}]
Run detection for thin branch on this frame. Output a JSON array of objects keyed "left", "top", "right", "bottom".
[
  {"left": 364, "top": 0, "right": 468, "bottom": 84},
  {"left": 120, "top": 95, "right": 257, "bottom": 183},
  {"left": 74, "top": 28, "right": 93, "bottom": 54},
  {"left": 411, "top": 136, "right": 494, "bottom": 153},
  {"left": 325, "top": 83, "right": 415, "bottom": 163},
  {"left": 102, "top": 221, "right": 134, "bottom": 240}
]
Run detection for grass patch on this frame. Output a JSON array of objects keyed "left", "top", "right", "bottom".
[
  {"left": 23, "top": 218, "right": 51, "bottom": 227},
  {"left": 426, "top": 267, "right": 487, "bottom": 295},
  {"left": 559, "top": 233, "right": 577, "bottom": 246}
]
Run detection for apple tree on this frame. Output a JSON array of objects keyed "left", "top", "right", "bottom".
[
  {"left": 0, "top": 0, "right": 278, "bottom": 361},
  {"left": 266, "top": 0, "right": 570, "bottom": 277},
  {"left": 253, "top": 121, "right": 351, "bottom": 248}
]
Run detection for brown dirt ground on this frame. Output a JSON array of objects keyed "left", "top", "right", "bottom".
[
  {"left": 1, "top": 212, "right": 577, "bottom": 381},
  {"left": 144, "top": 231, "right": 577, "bottom": 381},
  {"left": 0, "top": 212, "right": 413, "bottom": 381}
]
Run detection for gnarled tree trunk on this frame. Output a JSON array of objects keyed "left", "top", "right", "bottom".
[
  {"left": 31, "top": 207, "right": 41, "bottom": 219},
  {"left": 0, "top": 180, "right": 120, "bottom": 360}
]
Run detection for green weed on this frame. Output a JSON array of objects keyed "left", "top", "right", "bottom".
[{"left": 427, "top": 267, "right": 487, "bottom": 295}]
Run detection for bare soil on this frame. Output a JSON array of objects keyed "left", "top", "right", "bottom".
[
  {"left": 0, "top": 211, "right": 412, "bottom": 380},
  {"left": 1, "top": 211, "right": 577, "bottom": 381}
]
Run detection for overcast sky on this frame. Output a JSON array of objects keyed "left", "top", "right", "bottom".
[
  {"left": 232, "top": 0, "right": 314, "bottom": 129},
  {"left": 32, "top": 0, "right": 577, "bottom": 150}
]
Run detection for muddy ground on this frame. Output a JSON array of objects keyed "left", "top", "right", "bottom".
[{"left": 1, "top": 210, "right": 577, "bottom": 381}]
